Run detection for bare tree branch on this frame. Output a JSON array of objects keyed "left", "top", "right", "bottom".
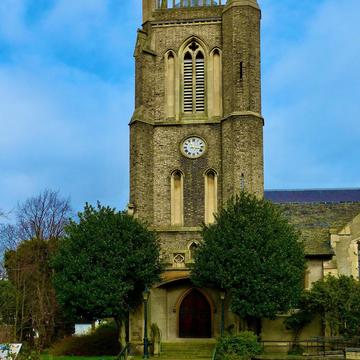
[
  {"left": 13, "top": 189, "right": 72, "bottom": 242},
  {"left": 0, "top": 190, "right": 71, "bottom": 278}
]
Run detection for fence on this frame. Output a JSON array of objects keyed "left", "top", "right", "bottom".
[
  {"left": 155, "top": 0, "right": 225, "bottom": 9},
  {"left": 261, "top": 338, "right": 360, "bottom": 357}
]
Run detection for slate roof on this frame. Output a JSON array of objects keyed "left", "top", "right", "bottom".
[
  {"left": 264, "top": 189, "right": 360, "bottom": 257},
  {"left": 265, "top": 189, "right": 360, "bottom": 204}
]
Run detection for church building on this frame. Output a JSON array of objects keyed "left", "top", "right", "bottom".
[{"left": 128, "top": 0, "right": 360, "bottom": 346}]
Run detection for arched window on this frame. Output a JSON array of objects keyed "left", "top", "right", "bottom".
[
  {"left": 165, "top": 51, "right": 176, "bottom": 118},
  {"left": 205, "top": 170, "right": 217, "bottom": 224},
  {"left": 189, "top": 242, "right": 199, "bottom": 259},
  {"left": 209, "top": 48, "right": 222, "bottom": 117},
  {"left": 183, "top": 41, "right": 206, "bottom": 114},
  {"left": 171, "top": 170, "right": 184, "bottom": 226}
]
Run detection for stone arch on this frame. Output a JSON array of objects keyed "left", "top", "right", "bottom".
[
  {"left": 178, "top": 36, "right": 210, "bottom": 57},
  {"left": 204, "top": 168, "right": 218, "bottom": 224},
  {"left": 179, "top": 37, "right": 209, "bottom": 116},
  {"left": 171, "top": 169, "right": 184, "bottom": 226},
  {"left": 176, "top": 288, "right": 213, "bottom": 338},
  {"left": 164, "top": 50, "right": 177, "bottom": 118},
  {"left": 188, "top": 241, "right": 200, "bottom": 259},
  {"left": 208, "top": 48, "right": 223, "bottom": 117}
]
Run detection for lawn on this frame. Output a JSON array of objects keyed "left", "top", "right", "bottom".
[
  {"left": 41, "top": 356, "right": 116, "bottom": 360},
  {"left": 40, "top": 356, "right": 146, "bottom": 360}
]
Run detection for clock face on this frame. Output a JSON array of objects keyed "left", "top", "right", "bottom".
[{"left": 181, "top": 136, "right": 206, "bottom": 159}]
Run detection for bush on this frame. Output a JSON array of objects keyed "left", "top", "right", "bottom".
[
  {"left": 215, "top": 332, "right": 262, "bottom": 360},
  {"left": 17, "top": 344, "right": 40, "bottom": 360},
  {"left": 49, "top": 321, "right": 120, "bottom": 356}
]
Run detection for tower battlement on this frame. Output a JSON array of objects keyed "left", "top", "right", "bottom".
[
  {"left": 144, "top": 0, "right": 224, "bottom": 23},
  {"left": 156, "top": 0, "right": 224, "bottom": 9}
]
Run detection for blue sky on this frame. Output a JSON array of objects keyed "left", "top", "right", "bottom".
[{"left": 0, "top": 0, "right": 359, "bottom": 214}]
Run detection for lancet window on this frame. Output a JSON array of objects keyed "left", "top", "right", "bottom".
[
  {"left": 204, "top": 169, "right": 218, "bottom": 224},
  {"left": 183, "top": 41, "right": 205, "bottom": 114},
  {"left": 171, "top": 170, "right": 184, "bottom": 226}
]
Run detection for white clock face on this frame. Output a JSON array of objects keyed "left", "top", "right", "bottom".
[{"left": 181, "top": 136, "right": 206, "bottom": 159}]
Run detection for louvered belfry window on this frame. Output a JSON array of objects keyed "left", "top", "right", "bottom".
[
  {"left": 183, "top": 52, "right": 193, "bottom": 113},
  {"left": 183, "top": 41, "right": 206, "bottom": 114}
]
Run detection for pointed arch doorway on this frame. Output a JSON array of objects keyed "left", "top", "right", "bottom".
[{"left": 179, "top": 289, "right": 212, "bottom": 338}]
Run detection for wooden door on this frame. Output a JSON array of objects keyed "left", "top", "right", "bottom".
[{"left": 179, "top": 289, "right": 211, "bottom": 338}]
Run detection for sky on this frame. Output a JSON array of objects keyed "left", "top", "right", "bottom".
[{"left": 0, "top": 0, "right": 359, "bottom": 215}]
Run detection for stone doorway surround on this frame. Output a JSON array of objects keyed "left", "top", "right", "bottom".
[{"left": 178, "top": 288, "right": 212, "bottom": 338}]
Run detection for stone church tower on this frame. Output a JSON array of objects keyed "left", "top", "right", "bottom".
[{"left": 129, "top": 0, "right": 264, "bottom": 342}]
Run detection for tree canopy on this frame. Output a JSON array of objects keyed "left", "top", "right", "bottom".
[
  {"left": 286, "top": 275, "right": 360, "bottom": 338},
  {"left": 0, "top": 189, "right": 71, "bottom": 253},
  {"left": 191, "top": 192, "right": 306, "bottom": 327},
  {"left": 5, "top": 238, "right": 71, "bottom": 347},
  {"left": 0, "top": 280, "right": 17, "bottom": 325},
  {"left": 1, "top": 190, "right": 73, "bottom": 348},
  {"left": 52, "top": 203, "right": 163, "bottom": 324}
]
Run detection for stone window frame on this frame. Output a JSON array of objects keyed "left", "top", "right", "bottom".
[
  {"left": 188, "top": 241, "right": 200, "bottom": 261},
  {"left": 164, "top": 50, "right": 178, "bottom": 119},
  {"left": 182, "top": 41, "right": 206, "bottom": 115},
  {"left": 170, "top": 169, "right": 185, "bottom": 226},
  {"left": 208, "top": 47, "right": 223, "bottom": 119},
  {"left": 164, "top": 38, "right": 222, "bottom": 121},
  {"left": 204, "top": 168, "right": 218, "bottom": 224}
]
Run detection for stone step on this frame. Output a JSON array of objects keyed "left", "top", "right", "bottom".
[{"left": 160, "top": 341, "right": 215, "bottom": 360}]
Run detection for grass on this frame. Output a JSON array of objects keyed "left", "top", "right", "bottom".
[
  {"left": 41, "top": 354, "right": 320, "bottom": 360},
  {"left": 41, "top": 356, "right": 115, "bottom": 360},
  {"left": 41, "top": 355, "right": 150, "bottom": 360}
]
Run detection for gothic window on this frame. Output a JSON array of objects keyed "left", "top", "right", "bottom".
[
  {"left": 165, "top": 51, "right": 176, "bottom": 118},
  {"left": 209, "top": 48, "right": 222, "bottom": 117},
  {"left": 189, "top": 242, "right": 199, "bottom": 259},
  {"left": 205, "top": 169, "right": 217, "bottom": 224},
  {"left": 182, "top": 41, "right": 206, "bottom": 114},
  {"left": 171, "top": 170, "right": 184, "bottom": 226},
  {"left": 183, "top": 52, "right": 193, "bottom": 113}
]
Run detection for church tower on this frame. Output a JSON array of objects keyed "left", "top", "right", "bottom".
[{"left": 129, "top": 0, "right": 264, "bottom": 342}]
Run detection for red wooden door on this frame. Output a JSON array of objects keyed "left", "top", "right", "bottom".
[{"left": 179, "top": 289, "right": 211, "bottom": 338}]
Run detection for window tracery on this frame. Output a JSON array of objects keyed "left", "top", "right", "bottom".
[{"left": 182, "top": 41, "right": 206, "bottom": 114}]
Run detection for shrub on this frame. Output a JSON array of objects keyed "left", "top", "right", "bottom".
[
  {"left": 215, "top": 332, "right": 262, "bottom": 360},
  {"left": 49, "top": 321, "right": 120, "bottom": 356},
  {"left": 17, "top": 344, "right": 40, "bottom": 360}
]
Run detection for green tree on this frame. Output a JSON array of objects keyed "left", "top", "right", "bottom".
[
  {"left": 1, "top": 190, "right": 72, "bottom": 348},
  {"left": 286, "top": 275, "right": 360, "bottom": 338},
  {"left": 5, "top": 238, "right": 71, "bottom": 347},
  {"left": 0, "top": 280, "right": 17, "bottom": 325},
  {"left": 52, "top": 203, "right": 163, "bottom": 346},
  {"left": 191, "top": 192, "right": 306, "bottom": 333}
]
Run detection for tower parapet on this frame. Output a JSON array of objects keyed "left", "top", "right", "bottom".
[
  {"left": 143, "top": 0, "right": 225, "bottom": 23},
  {"left": 156, "top": 0, "right": 225, "bottom": 9}
]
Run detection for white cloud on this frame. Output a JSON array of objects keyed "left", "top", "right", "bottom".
[
  {"left": 0, "top": 56, "right": 132, "bottom": 212},
  {"left": 0, "top": 0, "right": 137, "bottom": 211}
]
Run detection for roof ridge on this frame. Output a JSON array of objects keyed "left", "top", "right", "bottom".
[{"left": 265, "top": 188, "right": 360, "bottom": 192}]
